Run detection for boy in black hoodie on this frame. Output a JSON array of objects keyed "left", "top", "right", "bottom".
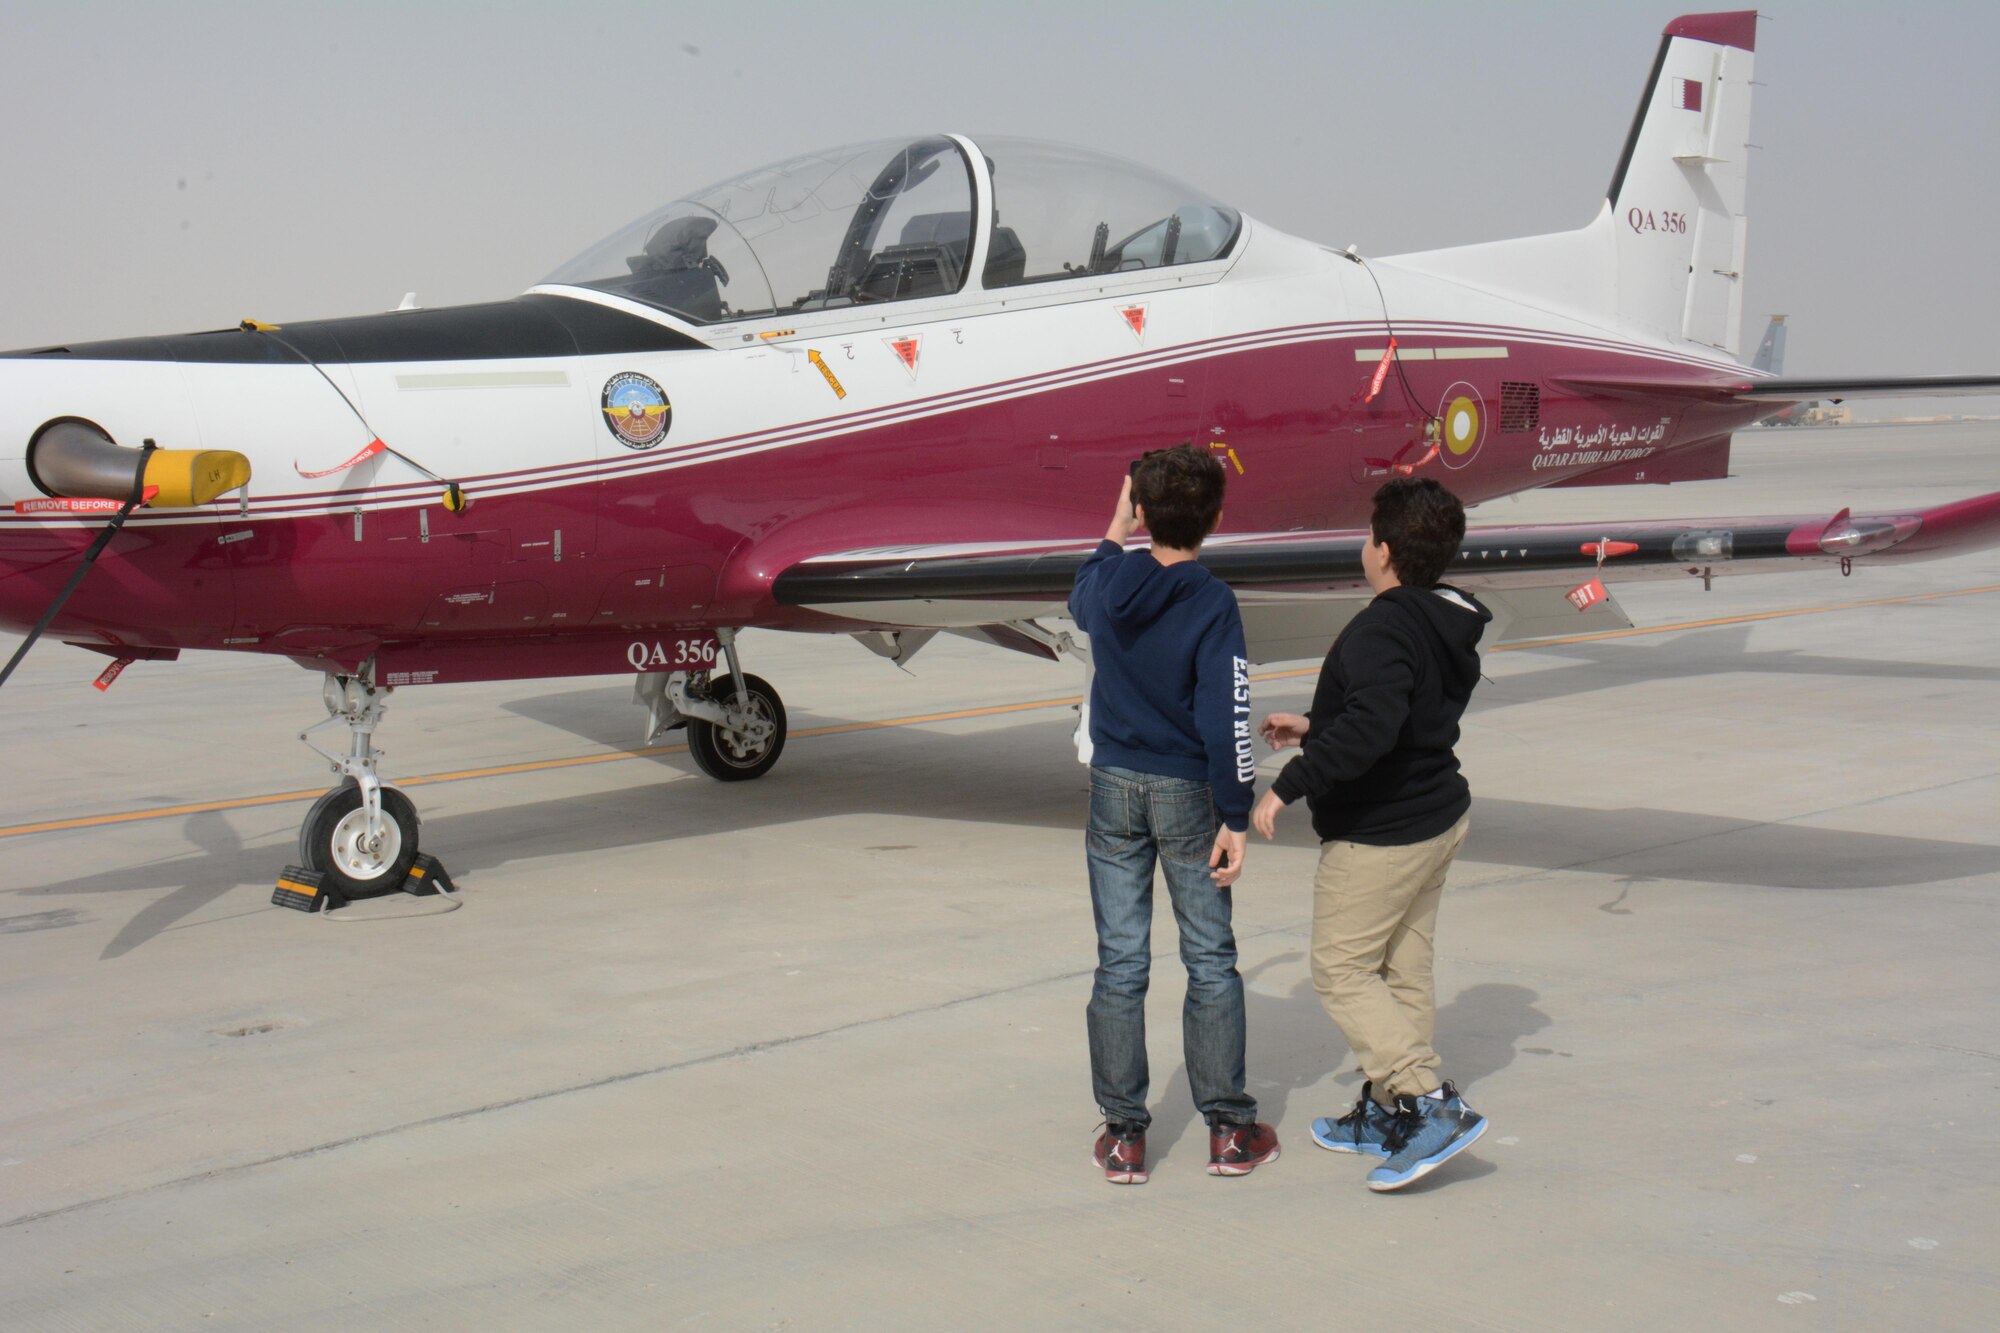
[
  {"left": 1070, "top": 444, "right": 1276, "bottom": 1185},
  {"left": 1252, "top": 477, "right": 1493, "bottom": 1192}
]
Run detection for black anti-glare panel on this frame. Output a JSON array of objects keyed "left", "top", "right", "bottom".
[{"left": 0, "top": 296, "right": 707, "bottom": 363}]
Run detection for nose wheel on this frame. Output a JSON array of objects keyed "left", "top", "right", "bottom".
[
  {"left": 299, "top": 781, "right": 421, "bottom": 896},
  {"left": 298, "top": 669, "right": 421, "bottom": 898}
]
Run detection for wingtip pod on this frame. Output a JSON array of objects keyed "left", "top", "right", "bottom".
[
  {"left": 1788, "top": 511, "right": 1922, "bottom": 559},
  {"left": 1785, "top": 492, "right": 2000, "bottom": 563},
  {"left": 1664, "top": 10, "right": 1759, "bottom": 54}
]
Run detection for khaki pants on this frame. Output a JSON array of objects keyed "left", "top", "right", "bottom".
[{"left": 1309, "top": 814, "right": 1470, "bottom": 1105}]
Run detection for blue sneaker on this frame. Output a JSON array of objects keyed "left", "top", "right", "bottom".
[
  {"left": 1311, "top": 1082, "right": 1396, "bottom": 1158},
  {"left": 1366, "top": 1082, "right": 1487, "bottom": 1192}
]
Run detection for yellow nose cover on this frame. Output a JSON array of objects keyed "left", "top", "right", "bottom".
[{"left": 141, "top": 449, "right": 252, "bottom": 507}]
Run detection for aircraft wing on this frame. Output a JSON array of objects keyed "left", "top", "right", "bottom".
[
  {"left": 773, "top": 489, "right": 2000, "bottom": 661},
  {"left": 1556, "top": 371, "right": 2000, "bottom": 402}
]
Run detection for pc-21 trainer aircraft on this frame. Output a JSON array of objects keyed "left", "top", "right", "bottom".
[{"left": 3, "top": 9, "right": 1997, "bottom": 898}]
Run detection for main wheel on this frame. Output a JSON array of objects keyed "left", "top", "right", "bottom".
[
  {"left": 298, "top": 781, "right": 421, "bottom": 899},
  {"left": 687, "top": 673, "right": 786, "bottom": 781}
]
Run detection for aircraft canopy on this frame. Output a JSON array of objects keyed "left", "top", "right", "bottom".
[{"left": 541, "top": 135, "right": 1240, "bottom": 326}]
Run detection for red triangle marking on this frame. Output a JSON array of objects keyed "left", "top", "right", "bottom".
[
  {"left": 889, "top": 337, "right": 920, "bottom": 373},
  {"left": 1120, "top": 305, "right": 1147, "bottom": 339}
]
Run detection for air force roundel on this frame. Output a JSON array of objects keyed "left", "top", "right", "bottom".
[
  {"left": 601, "top": 372, "right": 672, "bottom": 449},
  {"left": 1438, "top": 382, "right": 1485, "bottom": 469}
]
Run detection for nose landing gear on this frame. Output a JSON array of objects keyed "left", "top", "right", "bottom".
[{"left": 298, "top": 670, "right": 421, "bottom": 898}]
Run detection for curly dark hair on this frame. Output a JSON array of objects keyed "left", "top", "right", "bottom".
[
  {"left": 1370, "top": 477, "right": 1466, "bottom": 588},
  {"left": 1133, "top": 442, "right": 1226, "bottom": 550}
]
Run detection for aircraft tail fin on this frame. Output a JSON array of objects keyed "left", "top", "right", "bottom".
[
  {"left": 1388, "top": 12, "right": 1759, "bottom": 358},
  {"left": 1608, "top": 11, "right": 1758, "bottom": 354},
  {"left": 1751, "top": 315, "right": 1786, "bottom": 374}
]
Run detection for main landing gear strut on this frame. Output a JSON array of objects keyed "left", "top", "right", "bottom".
[
  {"left": 633, "top": 626, "right": 789, "bottom": 781},
  {"left": 298, "top": 668, "right": 420, "bottom": 898}
]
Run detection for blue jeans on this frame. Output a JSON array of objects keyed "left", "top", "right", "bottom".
[{"left": 1085, "top": 766, "right": 1257, "bottom": 1129}]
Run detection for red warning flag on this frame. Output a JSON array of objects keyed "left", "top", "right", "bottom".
[
  {"left": 93, "top": 657, "right": 136, "bottom": 691},
  {"left": 296, "top": 438, "right": 387, "bottom": 479},
  {"left": 1365, "top": 339, "right": 1397, "bottom": 403},
  {"left": 1565, "top": 578, "right": 1608, "bottom": 612},
  {"left": 1395, "top": 444, "right": 1439, "bottom": 476}
]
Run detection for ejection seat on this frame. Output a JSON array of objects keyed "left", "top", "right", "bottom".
[
  {"left": 622, "top": 215, "right": 728, "bottom": 321},
  {"left": 850, "top": 211, "right": 971, "bottom": 302},
  {"left": 983, "top": 225, "right": 1027, "bottom": 287}
]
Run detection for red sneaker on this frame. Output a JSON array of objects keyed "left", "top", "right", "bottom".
[
  {"left": 1207, "top": 1120, "right": 1280, "bottom": 1176},
  {"left": 1093, "top": 1122, "right": 1148, "bottom": 1185}
]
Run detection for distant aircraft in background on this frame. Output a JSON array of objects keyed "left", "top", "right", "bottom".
[
  {"left": 5, "top": 8, "right": 1999, "bottom": 898},
  {"left": 1751, "top": 315, "right": 1819, "bottom": 426}
]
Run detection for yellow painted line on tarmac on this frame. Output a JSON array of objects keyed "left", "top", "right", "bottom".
[{"left": 3, "top": 581, "right": 1996, "bottom": 842}]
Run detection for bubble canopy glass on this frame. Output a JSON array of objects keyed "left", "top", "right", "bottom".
[{"left": 542, "top": 136, "right": 1240, "bottom": 326}]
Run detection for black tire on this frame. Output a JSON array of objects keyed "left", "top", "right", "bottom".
[
  {"left": 298, "top": 781, "right": 421, "bottom": 899},
  {"left": 687, "top": 673, "right": 786, "bottom": 781}
]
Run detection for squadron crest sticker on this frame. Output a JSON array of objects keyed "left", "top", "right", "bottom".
[{"left": 601, "top": 372, "right": 672, "bottom": 449}]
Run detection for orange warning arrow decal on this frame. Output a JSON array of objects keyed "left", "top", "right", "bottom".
[{"left": 807, "top": 349, "right": 847, "bottom": 399}]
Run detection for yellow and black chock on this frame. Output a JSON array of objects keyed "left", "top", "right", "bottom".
[
  {"left": 401, "top": 853, "right": 458, "bottom": 897},
  {"left": 272, "top": 865, "right": 344, "bottom": 913}
]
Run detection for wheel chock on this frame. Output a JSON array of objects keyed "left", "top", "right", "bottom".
[
  {"left": 273, "top": 865, "right": 346, "bottom": 913},
  {"left": 401, "top": 852, "right": 457, "bottom": 897}
]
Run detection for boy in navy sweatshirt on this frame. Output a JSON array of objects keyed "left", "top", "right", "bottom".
[
  {"left": 1253, "top": 477, "right": 1493, "bottom": 1192},
  {"left": 1069, "top": 443, "right": 1276, "bottom": 1185}
]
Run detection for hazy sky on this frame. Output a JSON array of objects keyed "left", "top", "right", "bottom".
[{"left": 4, "top": 1, "right": 1996, "bottom": 404}]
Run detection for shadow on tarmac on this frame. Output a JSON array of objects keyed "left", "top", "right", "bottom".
[
  {"left": 21, "top": 626, "right": 2000, "bottom": 958},
  {"left": 21, "top": 701, "right": 1998, "bottom": 959},
  {"left": 1460, "top": 797, "right": 2000, "bottom": 892},
  {"left": 1145, "top": 953, "right": 1549, "bottom": 1172},
  {"left": 1476, "top": 622, "right": 2000, "bottom": 712}
]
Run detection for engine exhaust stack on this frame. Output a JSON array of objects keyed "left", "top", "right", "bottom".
[{"left": 28, "top": 420, "right": 250, "bottom": 508}]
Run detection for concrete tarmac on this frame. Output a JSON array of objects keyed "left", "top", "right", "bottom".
[{"left": 2, "top": 425, "right": 1996, "bottom": 1329}]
